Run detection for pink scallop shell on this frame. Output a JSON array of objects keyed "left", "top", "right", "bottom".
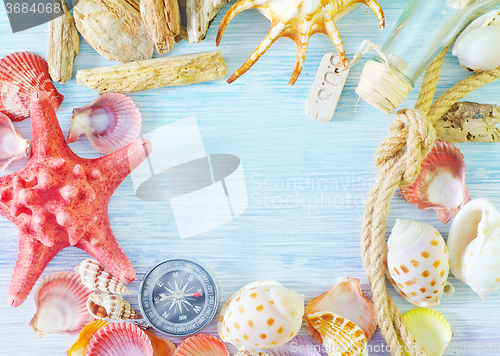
[
  {"left": 0, "top": 112, "right": 29, "bottom": 172},
  {"left": 67, "top": 93, "right": 142, "bottom": 154},
  {"left": 266, "top": 336, "right": 322, "bottom": 356},
  {"left": 86, "top": 322, "right": 153, "bottom": 356},
  {"left": 29, "top": 271, "right": 93, "bottom": 337},
  {"left": 400, "top": 139, "right": 470, "bottom": 224},
  {"left": 0, "top": 52, "right": 64, "bottom": 122},
  {"left": 304, "top": 277, "right": 376, "bottom": 344},
  {"left": 174, "top": 334, "right": 229, "bottom": 356}
]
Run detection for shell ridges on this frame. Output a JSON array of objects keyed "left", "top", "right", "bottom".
[
  {"left": 75, "top": 258, "right": 131, "bottom": 295},
  {"left": 174, "top": 334, "right": 229, "bottom": 356},
  {"left": 86, "top": 322, "right": 153, "bottom": 356}
]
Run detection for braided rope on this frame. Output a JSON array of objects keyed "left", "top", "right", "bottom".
[{"left": 361, "top": 48, "right": 500, "bottom": 356}]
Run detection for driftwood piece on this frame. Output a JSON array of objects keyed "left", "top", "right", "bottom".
[
  {"left": 178, "top": 0, "right": 229, "bottom": 43},
  {"left": 47, "top": 0, "right": 80, "bottom": 84},
  {"left": 435, "top": 102, "right": 500, "bottom": 143},
  {"left": 140, "top": 0, "right": 181, "bottom": 54},
  {"left": 76, "top": 50, "right": 226, "bottom": 93},
  {"left": 73, "top": 0, "right": 154, "bottom": 63}
]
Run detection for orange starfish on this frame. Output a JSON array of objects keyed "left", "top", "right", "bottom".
[{"left": 0, "top": 92, "right": 152, "bottom": 307}]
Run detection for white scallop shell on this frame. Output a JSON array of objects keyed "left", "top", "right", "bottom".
[
  {"left": 448, "top": 198, "right": 500, "bottom": 299},
  {"left": 0, "top": 112, "right": 29, "bottom": 172},
  {"left": 218, "top": 281, "right": 304, "bottom": 350},
  {"left": 386, "top": 219, "right": 454, "bottom": 307}
]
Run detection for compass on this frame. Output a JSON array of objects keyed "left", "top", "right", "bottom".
[{"left": 138, "top": 259, "right": 219, "bottom": 337}]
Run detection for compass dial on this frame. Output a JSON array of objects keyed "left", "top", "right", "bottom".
[{"left": 139, "top": 259, "right": 218, "bottom": 337}]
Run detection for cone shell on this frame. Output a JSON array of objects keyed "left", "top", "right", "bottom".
[
  {"left": 66, "top": 320, "right": 109, "bottom": 356},
  {"left": 0, "top": 112, "right": 29, "bottom": 172},
  {"left": 307, "top": 312, "right": 367, "bottom": 356},
  {"left": 174, "top": 334, "right": 229, "bottom": 356},
  {"left": 0, "top": 52, "right": 64, "bottom": 122},
  {"left": 448, "top": 198, "right": 500, "bottom": 298},
  {"left": 386, "top": 219, "right": 454, "bottom": 307},
  {"left": 86, "top": 292, "right": 142, "bottom": 320},
  {"left": 304, "top": 277, "right": 376, "bottom": 344},
  {"left": 218, "top": 281, "right": 304, "bottom": 350},
  {"left": 400, "top": 140, "right": 470, "bottom": 223},
  {"left": 266, "top": 337, "right": 321, "bottom": 356},
  {"left": 402, "top": 308, "right": 452, "bottom": 356},
  {"left": 75, "top": 258, "right": 131, "bottom": 295},
  {"left": 144, "top": 330, "right": 176, "bottom": 356},
  {"left": 29, "top": 271, "right": 93, "bottom": 337},
  {"left": 67, "top": 93, "right": 142, "bottom": 154},
  {"left": 86, "top": 322, "right": 153, "bottom": 356}
]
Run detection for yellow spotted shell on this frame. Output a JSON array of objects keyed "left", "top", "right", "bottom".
[{"left": 218, "top": 281, "right": 304, "bottom": 350}]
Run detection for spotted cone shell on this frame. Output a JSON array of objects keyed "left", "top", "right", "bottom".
[
  {"left": 307, "top": 312, "right": 367, "bottom": 356},
  {"left": 86, "top": 292, "right": 142, "bottom": 320},
  {"left": 75, "top": 258, "right": 131, "bottom": 295},
  {"left": 218, "top": 280, "right": 304, "bottom": 350},
  {"left": 386, "top": 219, "right": 454, "bottom": 307}
]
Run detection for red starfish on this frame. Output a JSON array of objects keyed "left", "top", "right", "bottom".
[{"left": 0, "top": 92, "right": 152, "bottom": 307}]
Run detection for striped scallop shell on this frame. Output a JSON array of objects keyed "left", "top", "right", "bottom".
[
  {"left": 86, "top": 322, "right": 153, "bottom": 356},
  {"left": 67, "top": 320, "right": 109, "bottom": 356},
  {"left": 0, "top": 112, "right": 29, "bottom": 173},
  {"left": 29, "top": 271, "right": 93, "bottom": 337},
  {"left": 235, "top": 351, "right": 270, "bottom": 356},
  {"left": 386, "top": 219, "right": 454, "bottom": 307},
  {"left": 174, "top": 334, "right": 229, "bottom": 356},
  {"left": 307, "top": 312, "right": 367, "bottom": 356},
  {"left": 66, "top": 93, "right": 142, "bottom": 154},
  {"left": 304, "top": 277, "right": 376, "bottom": 344},
  {"left": 75, "top": 258, "right": 131, "bottom": 295},
  {"left": 218, "top": 280, "right": 304, "bottom": 350},
  {"left": 86, "top": 292, "right": 142, "bottom": 320},
  {"left": 0, "top": 52, "right": 64, "bottom": 122}
]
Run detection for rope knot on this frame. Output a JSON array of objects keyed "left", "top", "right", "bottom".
[{"left": 375, "top": 109, "right": 436, "bottom": 187}]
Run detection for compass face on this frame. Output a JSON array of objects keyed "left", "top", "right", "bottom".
[{"left": 139, "top": 259, "right": 218, "bottom": 337}]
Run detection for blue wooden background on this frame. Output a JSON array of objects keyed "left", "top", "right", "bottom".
[{"left": 1, "top": 1, "right": 500, "bottom": 355}]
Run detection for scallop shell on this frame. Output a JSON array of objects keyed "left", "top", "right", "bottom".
[
  {"left": 174, "top": 334, "right": 229, "bottom": 356},
  {"left": 304, "top": 277, "right": 376, "bottom": 344},
  {"left": 86, "top": 292, "right": 142, "bottom": 320},
  {"left": 266, "top": 336, "right": 322, "bottom": 356},
  {"left": 402, "top": 308, "right": 452, "bottom": 356},
  {"left": 400, "top": 140, "right": 470, "bottom": 223},
  {"left": 29, "top": 271, "right": 93, "bottom": 337},
  {"left": 0, "top": 52, "right": 64, "bottom": 122},
  {"left": 447, "top": 198, "right": 500, "bottom": 298},
  {"left": 144, "top": 329, "right": 176, "bottom": 356},
  {"left": 67, "top": 93, "right": 142, "bottom": 154},
  {"left": 218, "top": 280, "right": 304, "bottom": 350},
  {"left": 235, "top": 351, "right": 270, "bottom": 356},
  {"left": 67, "top": 320, "right": 109, "bottom": 356},
  {"left": 86, "top": 322, "right": 153, "bottom": 356},
  {"left": 0, "top": 112, "right": 29, "bottom": 172},
  {"left": 386, "top": 219, "right": 454, "bottom": 307},
  {"left": 75, "top": 258, "right": 131, "bottom": 295},
  {"left": 307, "top": 312, "right": 367, "bottom": 356}
]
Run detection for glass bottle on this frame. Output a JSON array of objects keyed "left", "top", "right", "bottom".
[{"left": 356, "top": 0, "right": 499, "bottom": 114}]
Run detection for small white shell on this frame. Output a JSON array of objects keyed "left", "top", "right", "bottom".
[
  {"left": 0, "top": 113, "right": 29, "bottom": 172},
  {"left": 448, "top": 199, "right": 500, "bottom": 298},
  {"left": 86, "top": 292, "right": 142, "bottom": 320},
  {"left": 453, "top": 10, "right": 500, "bottom": 72},
  {"left": 386, "top": 219, "right": 454, "bottom": 307},
  {"left": 75, "top": 258, "right": 131, "bottom": 295},
  {"left": 218, "top": 281, "right": 304, "bottom": 350}
]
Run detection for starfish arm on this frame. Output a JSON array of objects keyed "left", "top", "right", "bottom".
[
  {"left": 29, "top": 92, "right": 72, "bottom": 159},
  {"left": 94, "top": 138, "right": 152, "bottom": 193},
  {"left": 360, "top": 0, "right": 385, "bottom": 29},
  {"left": 324, "top": 7, "right": 347, "bottom": 65},
  {"left": 289, "top": 19, "right": 313, "bottom": 85},
  {"left": 76, "top": 221, "right": 136, "bottom": 284},
  {"left": 0, "top": 174, "right": 14, "bottom": 221},
  {"left": 7, "top": 231, "right": 66, "bottom": 307}
]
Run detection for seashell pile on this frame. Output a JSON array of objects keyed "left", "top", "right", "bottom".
[
  {"left": 0, "top": 52, "right": 64, "bottom": 122},
  {"left": 453, "top": 10, "right": 500, "bottom": 72},
  {"left": 304, "top": 277, "right": 376, "bottom": 344},
  {"left": 307, "top": 311, "right": 368, "bottom": 356},
  {"left": 29, "top": 271, "right": 93, "bottom": 337},
  {"left": 218, "top": 280, "right": 304, "bottom": 350},
  {"left": 86, "top": 322, "right": 153, "bottom": 356},
  {"left": 86, "top": 291, "right": 142, "bottom": 320},
  {"left": 386, "top": 219, "right": 454, "bottom": 307},
  {"left": 448, "top": 198, "right": 500, "bottom": 299},
  {"left": 75, "top": 258, "right": 132, "bottom": 294},
  {"left": 400, "top": 139, "right": 470, "bottom": 224},
  {"left": 0, "top": 113, "right": 29, "bottom": 173},
  {"left": 175, "top": 334, "right": 229, "bottom": 356}
]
